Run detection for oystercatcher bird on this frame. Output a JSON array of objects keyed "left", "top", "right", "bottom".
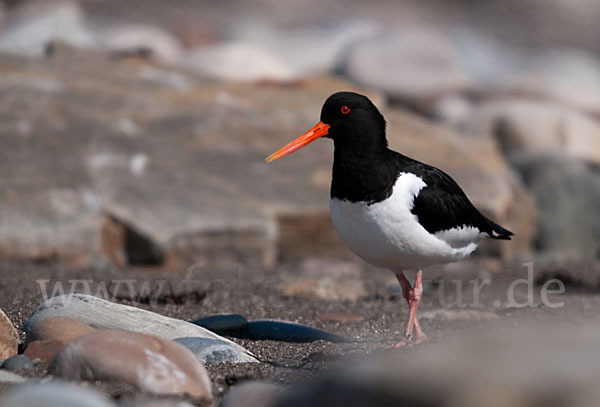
[{"left": 266, "top": 92, "right": 513, "bottom": 347}]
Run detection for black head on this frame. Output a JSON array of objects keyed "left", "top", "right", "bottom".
[
  {"left": 265, "top": 91, "right": 387, "bottom": 163},
  {"left": 320, "top": 92, "right": 387, "bottom": 152}
]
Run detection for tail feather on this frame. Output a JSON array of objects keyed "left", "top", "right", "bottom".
[{"left": 489, "top": 221, "right": 513, "bottom": 240}]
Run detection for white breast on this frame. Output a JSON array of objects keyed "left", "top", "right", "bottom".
[{"left": 329, "top": 173, "right": 481, "bottom": 270}]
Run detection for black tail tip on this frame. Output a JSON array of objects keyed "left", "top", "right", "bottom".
[{"left": 490, "top": 224, "right": 514, "bottom": 240}]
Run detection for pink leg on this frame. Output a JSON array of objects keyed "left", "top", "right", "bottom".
[{"left": 393, "top": 270, "right": 427, "bottom": 347}]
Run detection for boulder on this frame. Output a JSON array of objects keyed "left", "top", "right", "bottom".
[
  {"left": 511, "top": 153, "right": 600, "bottom": 258},
  {"left": 464, "top": 99, "right": 600, "bottom": 164},
  {"left": 0, "top": 1, "right": 95, "bottom": 57},
  {"left": 342, "top": 28, "right": 470, "bottom": 103},
  {"left": 49, "top": 330, "right": 213, "bottom": 399},
  {"left": 98, "top": 24, "right": 183, "bottom": 63}
]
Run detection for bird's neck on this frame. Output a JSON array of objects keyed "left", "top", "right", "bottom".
[{"left": 331, "top": 145, "right": 397, "bottom": 204}]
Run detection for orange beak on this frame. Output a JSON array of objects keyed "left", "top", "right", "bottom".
[{"left": 265, "top": 121, "right": 330, "bottom": 163}]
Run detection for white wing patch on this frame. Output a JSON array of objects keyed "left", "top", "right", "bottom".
[
  {"left": 434, "top": 225, "right": 486, "bottom": 248},
  {"left": 330, "top": 172, "right": 485, "bottom": 270}
]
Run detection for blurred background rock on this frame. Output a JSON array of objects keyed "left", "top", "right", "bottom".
[{"left": 0, "top": 0, "right": 598, "bottom": 269}]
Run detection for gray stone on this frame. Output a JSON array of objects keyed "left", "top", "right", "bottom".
[
  {"left": 193, "top": 314, "right": 248, "bottom": 332},
  {"left": 0, "top": 1, "right": 95, "bottom": 57},
  {"left": 0, "top": 382, "right": 115, "bottom": 407},
  {"left": 173, "top": 337, "right": 242, "bottom": 364},
  {"left": 343, "top": 28, "right": 470, "bottom": 101},
  {"left": 504, "top": 49, "right": 600, "bottom": 115},
  {"left": 182, "top": 23, "right": 373, "bottom": 81},
  {"left": 0, "top": 370, "right": 27, "bottom": 384},
  {"left": 246, "top": 320, "right": 349, "bottom": 343},
  {"left": 98, "top": 24, "right": 184, "bottom": 64},
  {"left": 221, "top": 381, "right": 288, "bottom": 407},
  {"left": 464, "top": 99, "right": 600, "bottom": 165},
  {"left": 1, "top": 355, "right": 34, "bottom": 371},
  {"left": 24, "top": 294, "right": 257, "bottom": 363},
  {"left": 511, "top": 153, "right": 600, "bottom": 258}
]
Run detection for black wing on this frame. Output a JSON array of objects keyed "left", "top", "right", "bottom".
[{"left": 400, "top": 157, "right": 513, "bottom": 240}]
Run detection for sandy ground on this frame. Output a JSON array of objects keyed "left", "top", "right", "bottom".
[{"left": 1, "top": 258, "right": 599, "bottom": 405}]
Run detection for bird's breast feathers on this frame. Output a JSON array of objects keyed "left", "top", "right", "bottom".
[{"left": 329, "top": 172, "right": 481, "bottom": 270}]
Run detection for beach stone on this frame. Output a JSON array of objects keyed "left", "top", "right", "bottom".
[
  {"left": 0, "top": 309, "right": 18, "bottom": 359},
  {"left": 25, "top": 316, "right": 95, "bottom": 346},
  {"left": 280, "top": 258, "right": 367, "bottom": 301},
  {"left": 173, "top": 337, "right": 242, "bottom": 364},
  {"left": 98, "top": 24, "right": 184, "bottom": 63},
  {"left": 221, "top": 381, "right": 288, "bottom": 407},
  {"left": 183, "top": 42, "right": 295, "bottom": 81},
  {"left": 24, "top": 294, "right": 256, "bottom": 362},
  {"left": 0, "top": 370, "right": 27, "bottom": 384},
  {"left": 49, "top": 330, "right": 213, "bottom": 399},
  {"left": 465, "top": 99, "right": 600, "bottom": 164},
  {"left": 246, "top": 320, "right": 349, "bottom": 343},
  {"left": 182, "top": 22, "right": 372, "bottom": 82},
  {"left": 23, "top": 340, "right": 65, "bottom": 364},
  {"left": 193, "top": 314, "right": 248, "bottom": 332},
  {"left": 0, "top": 381, "right": 115, "bottom": 407},
  {"left": 0, "top": 0, "right": 95, "bottom": 57},
  {"left": 1, "top": 355, "right": 34, "bottom": 371},
  {"left": 505, "top": 49, "right": 600, "bottom": 114},
  {"left": 343, "top": 29, "right": 469, "bottom": 102},
  {"left": 510, "top": 153, "right": 600, "bottom": 258}
]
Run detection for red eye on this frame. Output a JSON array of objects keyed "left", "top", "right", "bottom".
[{"left": 341, "top": 105, "right": 351, "bottom": 114}]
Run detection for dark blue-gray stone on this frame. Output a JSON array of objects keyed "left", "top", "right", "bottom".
[
  {"left": 246, "top": 319, "right": 350, "bottom": 343},
  {"left": 1, "top": 355, "right": 34, "bottom": 371},
  {"left": 192, "top": 313, "right": 248, "bottom": 332},
  {"left": 174, "top": 337, "right": 242, "bottom": 363}
]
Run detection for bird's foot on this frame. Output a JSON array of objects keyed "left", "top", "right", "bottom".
[{"left": 392, "top": 332, "right": 428, "bottom": 348}]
